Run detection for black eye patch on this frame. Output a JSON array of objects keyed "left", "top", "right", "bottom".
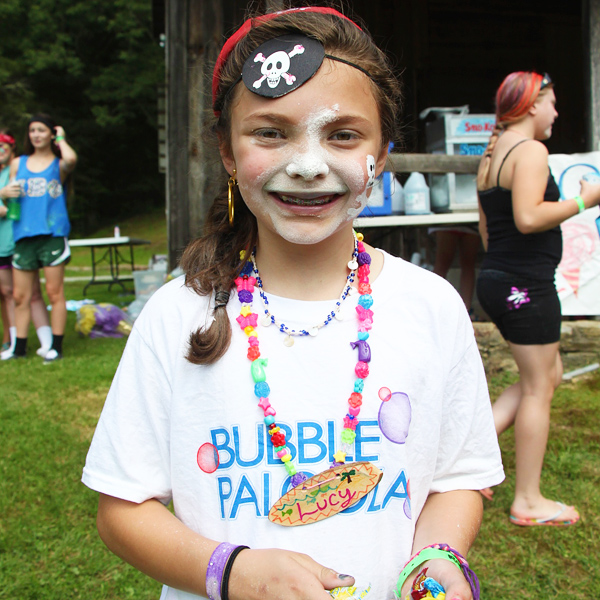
[{"left": 241, "top": 34, "right": 325, "bottom": 99}]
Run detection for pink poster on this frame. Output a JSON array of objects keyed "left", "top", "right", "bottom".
[{"left": 549, "top": 152, "right": 600, "bottom": 315}]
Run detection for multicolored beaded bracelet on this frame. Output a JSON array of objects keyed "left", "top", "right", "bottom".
[{"left": 234, "top": 232, "right": 373, "bottom": 487}]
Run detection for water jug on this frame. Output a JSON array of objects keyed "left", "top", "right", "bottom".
[
  {"left": 388, "top": 175, "right": 404, "bottom": 214},
  {"left": 404, "top": 172, "right": 431, "bottom": 215}
]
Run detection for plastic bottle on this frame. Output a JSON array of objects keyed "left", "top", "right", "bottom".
[
  {"left": 6, "top": 199, "right": 21, "bottom": 220},
  {"left": 114, "top": 225, "right": 121, "bottom": 238},
  {"left": 388, "top": 174, "right": 404, "bottom": 214},
  {"left": 403, "top": 172, "right": 431, "bottom": 215}
]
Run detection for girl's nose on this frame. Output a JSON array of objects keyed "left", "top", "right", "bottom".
[{"left": 286, "top": 152, "right": 330, "bottom": 180}]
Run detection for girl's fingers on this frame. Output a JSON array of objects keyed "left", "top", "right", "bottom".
[
  {"left": 402, "top": 560, "right": 473, "bottom": 600},
  {"left": 229, "top": 549, "right": 354, "bottom": 600}
]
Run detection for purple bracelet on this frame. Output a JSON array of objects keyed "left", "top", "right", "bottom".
[
  {"left": 206, "top": 543, "right": 246, "bottom": 600},
  {"left": 433, "top": 543, "right": 480, "bottom": 600}
]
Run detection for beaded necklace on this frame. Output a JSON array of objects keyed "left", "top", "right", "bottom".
[
  {"left": 251, "top": 240, "right": 358, "bottom": 346},
  {"left": 234, "top": 232, "right": 374, "bottom": 493}
]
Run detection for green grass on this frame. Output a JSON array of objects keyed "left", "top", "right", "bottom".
[
  {"left": 473, "top": 370, "right": 600, "bottom": 599},
  {"left": 1, "top": 210, "right": 599, "bottom": 598}
]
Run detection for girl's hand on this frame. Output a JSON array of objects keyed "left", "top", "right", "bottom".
[
  {"left": 580, "top": 179, "right": 600, "bottom": 208},
  {"left": 54, "top": 125, "right": 66, "bottom": 139},
  {"left": 399, "top": 559, "right": 472, "bottom": 600},
  {"left": 228, "top": 548, "right": 354, "bottom": 600},
  {"left": 0, "top": 182, "right": 22, "bottom": 199}
]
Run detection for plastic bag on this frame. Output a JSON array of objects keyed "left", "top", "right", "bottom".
[{"left": 75, "top": 303, "right": 133, "bottom": 338}]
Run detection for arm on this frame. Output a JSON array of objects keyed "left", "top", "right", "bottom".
[
  {"left": 97, "top": 493, "right": 352, "bottom": 600},
  {"left": 9, "top": 157, "right": 18, "bottom": 180},
  {"left": 399, "top": 490, "right": 482, "bottom": 600},
  {"left": 477, "top": 199, "right": 488, "bottom": 251},
  {"left": 0, "top": 180, "right": 23, "bottom": 202},
  {"left": 1, "top": 159, "right": 22, "bottom": 209},
  {"left": 54, "top": 126, "right": 77, "bottom": 180},
  {"left": 511, "top": 142, "right": 600, "bottom": 233}
]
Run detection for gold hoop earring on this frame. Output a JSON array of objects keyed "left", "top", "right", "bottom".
[{"left": 228, "top": 168, "right": 237, "bottom": 226}]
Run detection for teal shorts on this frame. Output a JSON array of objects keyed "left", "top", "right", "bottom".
[{"left": 12, "top": 235, "right": 71, "bottom": 270}]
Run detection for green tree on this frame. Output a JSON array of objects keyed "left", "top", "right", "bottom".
[{"left": 0, "top": 0, "right": 165, "bottom": 234}]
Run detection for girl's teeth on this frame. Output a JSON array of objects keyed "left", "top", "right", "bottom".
[{"left": 279, "top": 194, "right": 332, "bottom": 206}]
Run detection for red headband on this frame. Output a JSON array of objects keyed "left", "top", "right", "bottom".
[
  {"left": 0, "top": 134, "right": 15, "bottom": 146},
  {"left": 212, "top": 7, "right": 362, "bottom": 115}
]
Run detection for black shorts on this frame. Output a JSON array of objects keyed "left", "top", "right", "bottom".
[
  {"left": 0, "top": 255, "right": 11, "bottom": 269},
  {"left": 476, "top": 269, "right": 561, "bottom": 345}
]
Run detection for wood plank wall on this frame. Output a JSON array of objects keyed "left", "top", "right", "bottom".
[
  {"left": 349, "top": 0, "right": 585, "bottom": 154},
  {"left": 164, "top": 0, "right": 597, "bottom": 266}
]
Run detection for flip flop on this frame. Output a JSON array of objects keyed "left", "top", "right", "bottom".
[{"left": 510, "top": 501, "right": 580, "bottom": 527}]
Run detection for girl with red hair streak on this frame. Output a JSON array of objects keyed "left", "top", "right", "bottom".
[{"left": 476, "top": 72, "right": 600, "bottom": 525}]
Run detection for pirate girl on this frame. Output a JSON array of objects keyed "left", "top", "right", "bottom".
[{"left": 84, "top": 7, "right": 503, "bottom": 600}]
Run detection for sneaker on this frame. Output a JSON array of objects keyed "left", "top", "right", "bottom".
[
  {"left": 2, "top": 352, "right": 25, "bottom": 361},
  {"left": 1, "top": 348, "right": 16, "bottom": 360},
  {"left": 43, "top": 349, "right": 63, "bottom": 364},
  {"left": 1, "top": 342, "right": 10, "bottom": 352},
  {"left": 36, "top": 346, "right": 51, "bottom": 358}
]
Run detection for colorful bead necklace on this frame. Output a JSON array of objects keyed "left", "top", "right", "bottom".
[
  {"left": 251, "top": 237, "right": 359, "bottom": 346},
  {"left": 234, "top": 232, "right": 374, "bottom": 489}
]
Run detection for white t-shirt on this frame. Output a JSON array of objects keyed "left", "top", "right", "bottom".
[{"left": 82, "top": 251, "right": 504, "bottom": 600}]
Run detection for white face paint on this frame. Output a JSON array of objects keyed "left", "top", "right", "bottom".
[{"left": 225, "top": 61, "right": 386, "bottom": 246}]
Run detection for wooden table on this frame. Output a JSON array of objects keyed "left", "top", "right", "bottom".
[{"left": 69, "top": 237, "right": 151, "bottom": 294}]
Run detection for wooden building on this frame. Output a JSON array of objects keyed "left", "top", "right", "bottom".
[{"left": 153, "top": 0, "right": 600, "bottom": 267}]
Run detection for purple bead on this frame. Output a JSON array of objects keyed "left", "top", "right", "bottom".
[
  {"left": 350, "top": 339, "right": 371, "bottom": 362},
  {"left": 290, "top": 472, "right": 308, "bottom": 488},
  {"left": 238, "top": 290, "right": 253, "bottom": 303},
  {"left": 357, "top": 251, "right": 371, "bottom": 266}
]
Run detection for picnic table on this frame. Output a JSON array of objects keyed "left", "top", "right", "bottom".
[{"left": 69, "top": 236, "right": 151, "bottom": 294}]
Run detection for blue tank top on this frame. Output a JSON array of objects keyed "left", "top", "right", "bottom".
[{"left": 13, "top": 155, "right": 70, "bottom": 242}]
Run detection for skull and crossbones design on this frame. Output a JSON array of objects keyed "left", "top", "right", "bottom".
[{"left": 253, "top": 44, "right": 305, "bottom": 89}]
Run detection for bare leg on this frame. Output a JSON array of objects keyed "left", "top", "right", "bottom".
[
  {"left": 456, "top": 234, "right": 480, "bottom": 311},
  {"left": 30, "top": 273, "right": 52, "bottom": 356},
  {"left": 508, "top": 342, "right": 576, "bottom": 521},
  {"left": 13, "top": 268, "right": 36, "bottom": 338},
  {"left": 0, "top": 296, "right": 7, "bottom": 345},
  {"left": 30, "top": 272, "right": 50, "bottom": 329},
  {"left": 43, "top": 264, "right": 67, "bottom": 335},
  {"left": 0, "top": 267, "right": 15, "bottom": 345},
  {"left": 433, "top": 231, "right": 459, "bottom": 278}
]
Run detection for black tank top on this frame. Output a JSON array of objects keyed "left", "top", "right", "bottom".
[{"left": 479, "top": 140, "right": 563, "bottom": 281}]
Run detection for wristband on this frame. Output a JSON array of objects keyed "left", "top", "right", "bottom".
[
  {"left": 221, "top": 545, "right": 249, "bottom": 600},
  {"left": 395, "top": 543, "right": 480, "bottom": 600},
  {"left": 574, "top": 195, "right": 585, "bottom": 213},
  {"left": 206, "top": 543, "right": 249, "bottom": 600},
  {"left": 395, "top": 548, "right": 461, "bottom": 598},
  {"left": 55, "top": 136, "right": 65, "bottom": 143}
]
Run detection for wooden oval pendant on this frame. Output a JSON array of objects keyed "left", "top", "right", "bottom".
[{"left": 268, "top": 461, "right": 382, "bottom": 526}]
